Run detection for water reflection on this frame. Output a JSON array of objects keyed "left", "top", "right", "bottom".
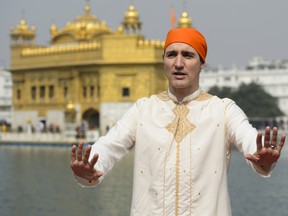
[
  {"left": 0, "top": 145, "right": 287, "bottom": 216},
  {"left": 0, "top": 146, "right": 133, "bottom": 216}
]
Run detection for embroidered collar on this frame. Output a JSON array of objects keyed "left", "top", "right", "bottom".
[{"left": 167, "top": 88, "right": 202, "bottom": 104}]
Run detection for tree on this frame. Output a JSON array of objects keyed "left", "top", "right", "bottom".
[
  {"left": 208, "top": 82, "right": 284, "bottom": 118},
  {"left": 208, "top": 86, "right": 233, "bottom": 99}
]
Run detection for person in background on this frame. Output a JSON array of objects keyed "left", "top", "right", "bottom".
[{"left": 70, "top": 27, "right": 286, "bottom": 216}]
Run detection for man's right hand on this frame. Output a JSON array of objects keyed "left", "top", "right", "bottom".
[{"left": 70, "top": 141, "right": 103, "bottom": 183}]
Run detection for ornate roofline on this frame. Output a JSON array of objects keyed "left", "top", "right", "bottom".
[{"left": 22, "top": 42, "right": 101, "bottom": 56}]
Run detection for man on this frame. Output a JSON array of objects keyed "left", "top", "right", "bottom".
[{"left": 70, "top": 28, "right": 286, "bottom": 215}]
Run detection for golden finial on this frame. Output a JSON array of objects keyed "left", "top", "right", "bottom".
[
  {"left": 84, "top": 0, "right": 91, "bottom": 16},
  {"left": 177, "top": 1, "right": 192, "bottom": 28},
  {"left": 50, "top": 20, "right": 58, "bottom": 37}
]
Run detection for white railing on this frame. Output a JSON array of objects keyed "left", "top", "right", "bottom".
[{"left": 0, "top": 130, "right": 99, "bottom": 145}]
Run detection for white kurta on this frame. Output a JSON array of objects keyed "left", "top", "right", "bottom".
[{"left": 76, "top": 89, "right": 271, "bottom": 216}]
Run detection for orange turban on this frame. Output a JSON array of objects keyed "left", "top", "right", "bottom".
[{"left": 164, "top": 28, "right": 208, "bottom": 62}]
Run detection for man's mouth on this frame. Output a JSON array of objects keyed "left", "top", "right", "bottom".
[
  {"left": 173, "top": 72, "right": 185, "bottom": 75},
  {"left": 173, "top": 72, "right": 186, "bottom": 78}
]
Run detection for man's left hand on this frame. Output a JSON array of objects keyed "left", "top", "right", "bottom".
[{"left": 245, "top": 126, "right": 286, "bottom": 170}]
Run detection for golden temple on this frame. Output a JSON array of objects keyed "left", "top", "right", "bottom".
[{"left": 9, "top": 3, "right": 192, "bottom": 134}]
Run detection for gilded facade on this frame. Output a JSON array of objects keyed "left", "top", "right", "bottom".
[{"left": 9, "top": 3, "right": 192, "bottom": 134}]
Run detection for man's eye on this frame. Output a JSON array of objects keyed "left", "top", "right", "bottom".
[
  {"left": 166, "top": 52, "right": 176, "bottom": 58},
  {"left": 183, "top": 52, "right": 194, "bottom": 58},
  {"left": 184, "top": 55, "right": 193, "bottom": 59}
]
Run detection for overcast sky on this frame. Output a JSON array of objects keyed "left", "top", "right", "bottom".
[{"left": 1, "top": 0, "right": 288, "bottom": 69}]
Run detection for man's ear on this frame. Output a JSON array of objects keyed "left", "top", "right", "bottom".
[{"left": 200, "top": 62, "right": 206, "bottom": 70}]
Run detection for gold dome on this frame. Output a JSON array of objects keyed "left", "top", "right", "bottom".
[
  {"left": 178, "top": 11, "right": 192, "bottom": 28},
  {"left": 10, "top": 18, "right": 36, "bottom": 39},
  {"left": 124, "top": 5, "right": 139, "bottom": 24},
  {"left": 122, "top": 4, "right": 142, "bottom": 33},
  {"left": 51, "top": 3, "right": 113, "bottom": 44}
]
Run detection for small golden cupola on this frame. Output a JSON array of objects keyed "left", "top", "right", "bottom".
[
  {"left": 50, "top": 2, "right": 113, "bottom": 44},
  {"left": 178, "top": 11, "right": 192, "bottom": 28},
  {"left": 122, "top": 4, "right": 142, "bottom": 34},
  {"left": 10, "top": 16, "right": 36, "bottom": 46},
  {"left": 50, "top": 22, "right": 58, "bottom": 38}
]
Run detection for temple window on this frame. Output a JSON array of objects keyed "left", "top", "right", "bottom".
[
  {"left": 122, "top": 87, "right": 130, "bottom": 97},
  {"left": 90, "top": 85, "right": 94, "bottom": 97},
  {"left": 64, "top": 86, "right": 68, "bottom": 98},
  {"left": 97, "top": 81, "right": 100, "bottom": 97},
  {"left": 17, "top": 89, "right": 21, "bottom": 100},
  {"left": 49, "top": 85, "right": 54, "bottom": 98},
  {"left": 31, "top": 86, "right": 36, "bottom": 100},
  {"left": 40, "top": 86, "right": 45, "bottom": 99},
  {"left": 83, "top": 86, "right": 87, "bottom": 98}
]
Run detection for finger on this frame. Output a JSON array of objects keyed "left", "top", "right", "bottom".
[
  {"left": 245, "top": 154, "right": 260, "bottom": 164},
  {"left": 89, "top": 153, "right": 99, "bottom": 168},
  {"left": 77, "top": 141, "right": 84, "bottom": 161},
  {"left": 83, "top": 145, "right": 91, "bottom": 164},
  {"left": 256, "top": 132, "right": 262, "bottom": 151},
  {"left": 276, "top": 133, "right": 286, "bottom": 153},
  {"left": 270, "top": 127, "right": 278, "bottom": 147},
  {"left": 88, "top": 171, "right": 103, "bottom": 184},
  {"left": 263, "top": 126, "right": 271, "bottom": 148},
  {"left": 92, "top": 170, "right": 103, "bottom": 180},
  {"left": 71, "top": 145, "right": 77, "bottom": 163},
  {"left": 95, "top": 170, "right": 103, "bottom": 178}
]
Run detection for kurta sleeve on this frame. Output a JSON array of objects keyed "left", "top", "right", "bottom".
[
  {"left": 75, "top": 99, "right": 143, "bottom": 187},
  {"left": 225, "top": 99, "right": 274, "bottom": 177}
]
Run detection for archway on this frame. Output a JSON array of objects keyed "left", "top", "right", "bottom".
[{"left": 82, "top": 108, "right": 100, "bottom": 130}]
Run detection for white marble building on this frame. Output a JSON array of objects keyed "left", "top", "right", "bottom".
[
  {"left": 200, "top": 57, "right": 288, "bottom": 116},
  {"left": 0, "top": 68, "right": 13, "bottom": 125},
  {"left": 200, "top": 57, "right": 288, "bottom": 131}
]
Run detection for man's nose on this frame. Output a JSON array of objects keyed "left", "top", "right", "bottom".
[{"left": 175, "top": 55, "right": 184, "bottom": 69}]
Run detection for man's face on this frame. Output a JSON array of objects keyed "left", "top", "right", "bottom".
[{"left": 163, "top": 42, "right": 204, "bottom": 94}]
